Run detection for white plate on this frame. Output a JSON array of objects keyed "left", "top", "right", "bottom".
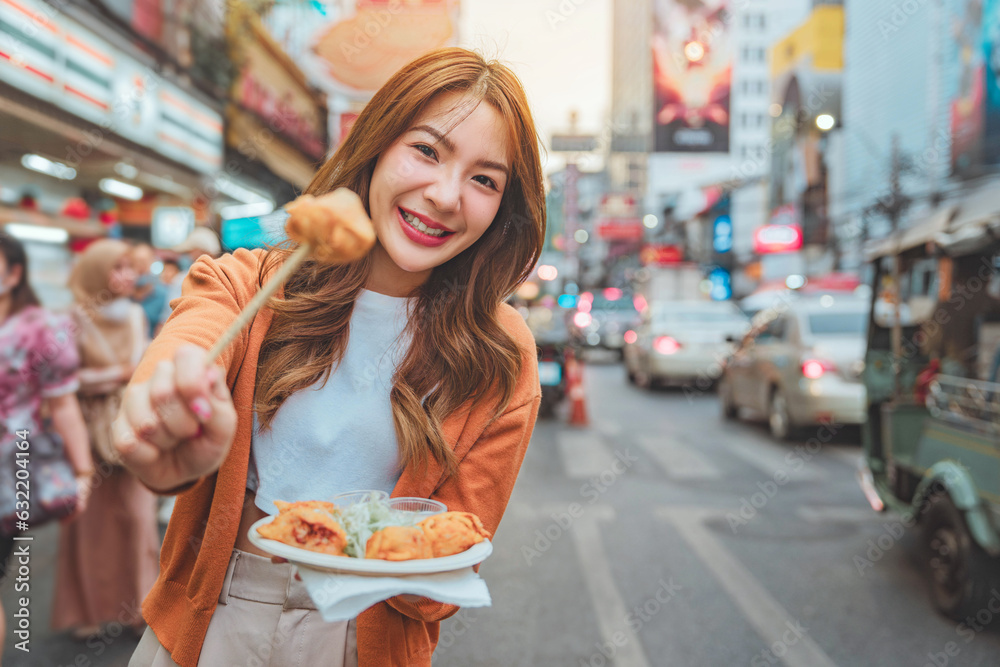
[{"left": 248, "top": 517, "right": 493, "bottom": 575}]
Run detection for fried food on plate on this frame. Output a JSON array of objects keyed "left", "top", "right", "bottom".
[
  {"left": 274, "top": 499, "right": 338, "bottom": 514},
  {"left": 365, "top": 525, "right": 434, "bottom": 561},
  {"left": 418, "top": 511, "right": 492, "bottom": 558},
  {"left": 257, "top": 507, "right": 348, "bottom": 556}
]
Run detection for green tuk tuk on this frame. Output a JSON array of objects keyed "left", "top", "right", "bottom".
[{"left": 858, "top": 193, "right": 1000, "bottom": 620}]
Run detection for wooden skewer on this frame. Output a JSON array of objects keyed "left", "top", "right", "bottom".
[{"left": 206, "top": 243, "right": 311, "bottom": 364}]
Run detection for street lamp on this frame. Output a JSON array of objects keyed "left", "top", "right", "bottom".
[
  {"left": 643, "top": 214, "right": 659, "bottom": 229},
  {"left": 684, "top": 40, "right": 706, "bottom": 64},
  {"left": 816, "top": 114, "right": 836, "bottom": 132}
]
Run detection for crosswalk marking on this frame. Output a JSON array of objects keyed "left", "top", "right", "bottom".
[
  {"left": 558, "top": 430, "right": 616, "bottom": 479},
  {"left": 637, "top": 434, "right": 722, "bottom": 480},
  {"left": 657, "top": 508, "right": 839, "bottom": 667},
  {"left": 721, "top": 435, "right": 825, "bottom": 481},
  {"left": 570, "top": 506, "right": 652, "bottom": 667},
  {"left": 592, "top": 418, "right": 624, "bottom": 440}
]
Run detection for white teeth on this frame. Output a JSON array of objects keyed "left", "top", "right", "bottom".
[{"left": 401, "top": 210, "right": 446, "bottom": 237}]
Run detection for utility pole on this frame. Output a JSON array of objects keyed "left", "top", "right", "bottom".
[{"left": 866, "top": 134, "right": 911, "bottom": 399}]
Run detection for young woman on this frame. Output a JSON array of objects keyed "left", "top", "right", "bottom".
[
  {"left": 54, "top": 239, "right": 157, "bottom": 639},
  {"left": 119, "top": 48, "right": 544, "bottom": 666},
  {"left": 0, "top": 233, "right": 93, "bottom": 648}
]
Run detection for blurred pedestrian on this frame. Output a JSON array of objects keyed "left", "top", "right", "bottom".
[
  {"left": 118, "top": 48, "right": 543, "bottom": 666},
  {"left": 0, "top": 233, "right": 94, "bottom": 651},
  {"left": 52, "top": 239, "right": 159, "bottom": 640},
  {"left": 130, "top": 243, "right": 168, "bottom": 337},
  {"left": 153, "top": 258, "right": 181, "bottom": 338},
  {"left": 158, "top": 227, "right": 221, "bottom": 327}
]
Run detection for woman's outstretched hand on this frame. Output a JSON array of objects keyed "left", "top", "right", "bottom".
[{"left": 111, "top": 344, "right": 237, "bottom": 493}]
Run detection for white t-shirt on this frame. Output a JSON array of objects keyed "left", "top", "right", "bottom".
[{"left": 248, "top": 289, "right": 413, "bottom": 515}]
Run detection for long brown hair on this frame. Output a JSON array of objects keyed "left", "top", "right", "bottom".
[
  {"left": 254, "top": 48, "right": 545, "bottom": 476},
  {"left": 0, "top": 232, "right": 40, "bottom": 317}
]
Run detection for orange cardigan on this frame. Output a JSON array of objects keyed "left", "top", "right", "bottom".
[{"left": 130, "top": 249, "right": 540, "bottom": 666}]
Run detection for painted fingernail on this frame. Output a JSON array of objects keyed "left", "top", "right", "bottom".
[{"left": 190, "top": 397, "right": 212, "bottom": 422}]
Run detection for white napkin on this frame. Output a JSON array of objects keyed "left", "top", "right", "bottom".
[{"left": 296, "top": 565, "right": 492, "bottom": 622}]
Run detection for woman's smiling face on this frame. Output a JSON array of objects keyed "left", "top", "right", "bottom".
[{"left": 367, "top": 92, "right": 510, "bottom": 293}]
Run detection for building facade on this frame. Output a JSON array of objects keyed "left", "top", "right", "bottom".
[{"left": 838, "top": 0, "right": 1000, "bottom": 270}]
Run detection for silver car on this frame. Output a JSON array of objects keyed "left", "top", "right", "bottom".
[
  {"left": 624, "top": 300, "right": 750, "bottom": 389},
  {"left": 719, "top": 295, "right": 869, "bottom": 440}
]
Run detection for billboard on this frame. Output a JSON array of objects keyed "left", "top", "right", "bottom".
[
  {"left": 949, "top": 0, "right": 1000, "bottom": 173},
  {"left": 263, "top": 1, "right": 459, "bottom": 97},
  {"left": 983, "top": 0, "right": 1000, "bottom": 165},
  {"left": 652, "top": 0, "right": 732, "bottom": 153},
  {"left": 950, "top": 0, "right": 986, "bottom": 175}
]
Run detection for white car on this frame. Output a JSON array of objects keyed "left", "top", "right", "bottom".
[
  {"left": 719, "top": 295, "right": 869, "bottom": 440},
  {"left": 624, "top": 300, "right": 750, "bottom": 389}
]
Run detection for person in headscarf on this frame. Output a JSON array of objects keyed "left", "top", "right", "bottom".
[{"left": 52, "top": 239, "right": 159, "bottom": 640}]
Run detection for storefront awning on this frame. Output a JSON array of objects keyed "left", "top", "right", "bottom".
[
  {"left": 865, "top": 177, "right": 1000, "bottom": 261},
  {"left": 864, "top": 204, "right": 958, "bottom": 261}
]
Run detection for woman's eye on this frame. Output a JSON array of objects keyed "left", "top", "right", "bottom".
[
  {"left": 414, "top": 144, "right": 437, "bottom": 159},
  {"left": 473, "top": 175, "right": 498, "bottom": 191}
]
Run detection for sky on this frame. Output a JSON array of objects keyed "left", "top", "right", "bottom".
[{"left": 459, "top": 0, "right": 612, "bottom": 174}]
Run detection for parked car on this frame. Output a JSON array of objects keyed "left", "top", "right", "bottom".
[
  {"left": 719, "top": 295, "right": 869, "bottom": 439},
  {"left": 624, "top": 300, "right": 750, "bottom": 389},
  {"left": 568, "top": 289, "right": 640, "bottom": 357}
]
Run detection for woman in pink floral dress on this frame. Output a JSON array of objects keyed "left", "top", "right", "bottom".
[{"left": 0, "top": 232, "right": 93, "bottom": 647}]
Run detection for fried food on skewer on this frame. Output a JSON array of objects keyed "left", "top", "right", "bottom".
[
  {"left": 206, "top": 188, "right": 376, "bottom": 364},
  {"left": 418, "top": 511, "right": 492, "bottom": 558},
  {"left": 365, "top": 525, "right": 434, "bottom": 561},
  {"left": 284, "top": 189, "right": 376, "bottom": 264},
  {"left": 257, "top": 507, "right": 348, "bottom": 556}
]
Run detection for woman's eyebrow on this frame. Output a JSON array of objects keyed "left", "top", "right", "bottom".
[
  {"left": 413, "top": 125, "right": 456, "bottom": 152},
  {"left": 412, "top": 124, "right": 510, "bottom": 176}
]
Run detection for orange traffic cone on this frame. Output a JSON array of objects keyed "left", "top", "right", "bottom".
[{"left": 565, "top": 349, "right": 589, "bottom": 427}]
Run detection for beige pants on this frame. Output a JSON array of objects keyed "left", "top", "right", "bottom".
[{"left": 129, "top": 549, "right": 358, "bottom": 667}]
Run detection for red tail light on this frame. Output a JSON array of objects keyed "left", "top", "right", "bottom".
[
  {"left": 624, "top": 330, "right": 638, "bottom": 345},
  {"left": 801, "top": 358, "right": 836, "bottom": 379},
  {"left": 654, "top": 336, "right": 681, "bottom": 355}
]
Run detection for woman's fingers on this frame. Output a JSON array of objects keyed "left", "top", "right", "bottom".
[
  {"left": 174, "top": 346, "right": 236, "bottom": 447},
  {"left": 149, "top": 360, "right": 201, "bottom": 441},
  {"left": 117, "top": 386, "right": 174, "bottom": 461},
  {"left": 173, "top": 345, "right": 214, "bottom": 411},
  {"left": 112, "top": 344, "right": 237, "bottom": 489}
]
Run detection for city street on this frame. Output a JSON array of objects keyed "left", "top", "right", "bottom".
[
  {"left": 6, "top": 358, "right": 1000, "bottom": 666},
  {"left": 434, "top": 359, "right": 1000, "bottom": 667}
]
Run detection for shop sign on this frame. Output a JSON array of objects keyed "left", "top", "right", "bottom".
[
  {"left": 151, "top": 207, "right": 195, "bottom": 249},
  {"left": 598, "top": 222, "right": 644, "bottom": 241},
  {"left": 233, "top": 15, "right": 327, "bottom": 161},
  {"left": 709, "top": 267, "right": 732, "bottom": 301},
  {"left": 600, "top": 193, "right": 637, "bottom": 218},
  {"left": 640, "top": 244, "right": 683, "bottom": 265},
  {"left": 0, "top": 0, "right": 222, "bottom": 174},
  {"left": 754, "top": 224, "right": 803, "bottom": 254},
  {"left": 713, "top": 214, "right": 733, "bottom": 253}
]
